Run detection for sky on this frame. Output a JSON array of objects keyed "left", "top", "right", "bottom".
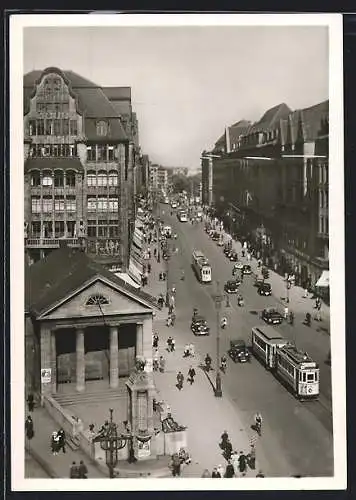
[{"left": 23, "top": 24, "right": 329, "bottom": 170}]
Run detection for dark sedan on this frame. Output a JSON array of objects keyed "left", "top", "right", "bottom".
[
  {"left": 224, "top": 279, "right": 240, "bottom": 293},
  {"left": 228, "top": 339, "right": 250, "bottom": 363},
  {"left": 258, "top": 282, "right": 272, "bottom": 296},
  {"left": 261, "top": 307, "right": 283, "bottom": 325},
  {"left": 191, "top": 315, "right": 210, "bottom": 336},
  {"left": 242, "top": 264, "right": 252, "bottom": 274},
  {"left": 229, "top": 251, "right": 238, "bottom": 262}
]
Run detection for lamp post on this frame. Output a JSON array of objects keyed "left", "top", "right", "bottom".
[
  {"left": 213, "top": 282, "right": 223, "bottom": 398},
  {"left": 286, "top": 278, "right": 291, "bottom": 304},
  {"left": 93, "top": 408, "right": 120, "bottom": 478},
  {"left": 165, "top": 241, "right": 171, "bottom": 307}
]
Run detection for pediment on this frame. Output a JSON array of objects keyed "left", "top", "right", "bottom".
[{"left": 39, "top": 278, "right": 151, "bottom": 320}]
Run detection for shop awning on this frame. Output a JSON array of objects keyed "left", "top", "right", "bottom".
[
  {"left": 128, "top": 257, "right": 144, "bottom": 285},
  {"left": 114, "top": 272, "right": 141, "bottom": 289},
  {"left": 316, "top": 270, "right": 329, "bottom": 288}
]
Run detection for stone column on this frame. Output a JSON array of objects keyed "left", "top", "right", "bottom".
[
  {"left": 40, "top": 326, "right": 52, "bottom": 402},
  {"left": 50, "top": 330, "right": 57, "bottom": 394},
  {"left": 109, "top": 326, "right": 119, "bottom": 389},
  {"left": 136, "top": 323, "right": 144, "bottom": 357},
  {"left": 76, "top": 328, "right": 85, "bottom": 392},
  {"left": 142, "top": 317, "right": 153, "bottom": 360}
]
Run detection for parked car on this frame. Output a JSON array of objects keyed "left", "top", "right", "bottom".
[
  {"left": 254, "top": 275, "right": 265, "bottom": 287},
  {"left": 217, "top": 238, "right": 225, "bottom": 246},
  {"left": 229, "top": 251, "right": 238, "bottom": 262},
  {"left": 224, "top": 279, "right": 240, "bottom": 293},
  {"left": 258, "top": 282, "right": 272, "bottom": 296},
  {"left": 261, "top": 307, "right": 283, "bottom": 325},
  {"left": 211, "top": 231, "right": 220, "bottom": 241},
  {"left": 262, "top": 266, "right": 269, "bottom": 279},
  {"left": 242, "top": 264, "right": 252, "bottom": 274},
  {"left": 228, "top": 339, "right": 250, "bottom": 363},
  {"left": 233, "top": 262, "right": 244, "bottom": 270},
  {"left": 191, "top": 315, "right": 210, "bottom": 336}
]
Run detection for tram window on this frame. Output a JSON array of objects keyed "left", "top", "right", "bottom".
[
  {"left": 299, "top": 372, "right": 302, "bottom": 382},
  {"left": 307, "top": 373, "right": 314, "bottom": 382},
  {"left": 315, "top": 372, "right": 318, "bottom": 382},
  {"left": 302, "top": 372, "right": 306, "bottom": 382}
]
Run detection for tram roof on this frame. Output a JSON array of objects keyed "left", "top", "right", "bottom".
[
  {"left": 279, "top": 344, "right": 315, "bottom": 365},
  {"left": 252, "top": 325, "right": 286, "bottom": 341}
]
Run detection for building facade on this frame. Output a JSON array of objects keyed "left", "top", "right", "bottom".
[
  {"left": 24, "top": 67, "right": 140, "bottom": 270},
  {"left": 202, "top": 101, "right": 329, "bottom": 287}
]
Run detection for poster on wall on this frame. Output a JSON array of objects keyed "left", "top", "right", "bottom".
[{"left": 41, "top": 368, "right": 51, "bottom": 383}]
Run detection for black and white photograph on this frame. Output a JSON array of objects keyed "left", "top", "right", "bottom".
[{"left": 10, "top": 13, "right": 346, "bottom": 491}]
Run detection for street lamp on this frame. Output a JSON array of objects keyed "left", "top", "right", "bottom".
[
  {"left": 164, "top": 241, "right": 171, "bottom": 307},
  {"left": 213, "top": 282, "right": 223, "bottom": 398},
  {"left": 93, "top": 408, "right": 120, "bottom": 478},
  {"left": 286, "top": 278, "right": 291, "bottom": 303}
]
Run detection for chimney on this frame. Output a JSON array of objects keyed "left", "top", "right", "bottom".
[{"left": 225, "top": 127, "right": 231, "bottom": 153}]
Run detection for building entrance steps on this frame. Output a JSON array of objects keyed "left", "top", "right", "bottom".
[{"left": 53, "top": 379, "right": 128, "bottom": 406}]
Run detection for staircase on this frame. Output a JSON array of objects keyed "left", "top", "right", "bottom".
[{"left": 53, "top": 384, "right": 128, "bottom": 407}]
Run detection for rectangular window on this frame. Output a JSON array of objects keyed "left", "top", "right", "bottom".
[
  {"left": 31, "top": 196, "right": 41, "bottom": 213},
  {"left": 108, "top": 197, "right": 118, "bottom": 211},
  {"left": 108, "top": 226, "right": 119, "bottom": 237},
  {"left": 62, "top": 102, "right": 69, "bottom": 113},
  {"left": 98, "top": 226, "right": 108, "bottom": 237},
  {"left": 53, "top": 120, "right": 61, "bottom": 135},
  {"left": 108, "top": 146, "right": 115, "bottom": 161},
  {"left": 69, "top": 145, "right": 76, "bottom": 157},
  {"left": 87, "top": 197, "right": 97, "bottom": 212},
  {"left": 45, "top": 120, "right": 52, "bottom": 135},
  {"left": 62, "top": 120, "right": 69, "bottom": 135},
  {"left": 31, "top": 221, "right": 41, "bottom": 238},
  {"left": 42, "top": 197, "right": 53, "bottom": 213},
  {"left": 66, "top": 195, "right": 76, "bottom": 212},
  {"left": 97, "top": 198, "right": 108, "bottom": 212},
  {"left": 54, "top": 196, "right": 65, "bottom": 211},
  {"left": 28, "top": 120, "right": 36, "bottom": 136},
  {"left": 37, "top": 119, "right": 45, "bottom": 135},
  {"left": 87, "top": 146, "right": 96, "bottom": 162},
  {"left": 325, "top": 217, "right": 329, "bottom": 234},
  {"left": 69, "top": 120, "right": 77, "bottom": 135},
  {"left": 42, "top": 174, "right": 52, "bottom": 186},
  {"left": 88, "top": 226, "right": 97, "bottom": 237},
  {"left": 55, "top": 221, "right": 65, "bottom": 237},
  {"left": 97, "top": 145, "right": 107, "bottom": 162}
]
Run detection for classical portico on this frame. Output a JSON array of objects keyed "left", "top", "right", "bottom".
[{"left": 25, "top": 247, "right": 157, "bottom": 398}]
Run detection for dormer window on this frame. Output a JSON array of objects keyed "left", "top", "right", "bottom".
[
  {"left": 86, "top": 294, "right": 110, "bottom": 306},
  {"left": 96, "top": 121, "right": 108, "bottom": 137}
]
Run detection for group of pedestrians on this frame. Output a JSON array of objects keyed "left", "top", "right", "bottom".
[
  {"left": 50, "top": 427, "right": 66, "bottom": 455},
  {"left": 175, "top": 365, "right": 196, "bottom": 390},
  {"left": 69, "top": 460, "right": 88, "bottom": 479},
  {"left": 152, "top": 334, "right": 166, "bottom": 372},
  {"left": 217, "top": 430, "right": 258, "bottom": 477}
]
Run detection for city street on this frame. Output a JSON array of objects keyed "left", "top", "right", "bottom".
[{"left": 157, "top": 204, "right": 333, "bottom": 477}]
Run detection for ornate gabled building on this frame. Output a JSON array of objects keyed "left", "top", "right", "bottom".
[{"left": 23, "top": 67, "right": 140, "bottom": 270}]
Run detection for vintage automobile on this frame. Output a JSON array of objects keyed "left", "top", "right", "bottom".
[
  {"left": 262, "top": 266, "right": 270, "bottom": 279},
  {"left": 254, "top": 275, "right": 265, "bottom": 287},
  {"left": 191, "top": 315, "right": 210, "bottom": 336},
  {"left": 242, "top": 264, "right": 252, "bottom": 274},
  {"left": 258, "top": 282, "right": 272, "bottom": 296},
  {"left": 224, "top": 279, "right": 240, "bottom": 293},
  {"left": 261, "top": 307, "right": 283, "bottom": 325},
  {"left": 228, "top": 339, "right": 250, "bottom": 363},
  {"left": 233, "top": 262, "right": 244, "bottom": 271},
  {"left": 211, "top": 231, "right": 221, "bottom": 241},
  {"left": 229, "top": 251, "right": 238, "bottom": 262},
  {"left": 223, "top": 244, "right": 232, "bottom": 256}
]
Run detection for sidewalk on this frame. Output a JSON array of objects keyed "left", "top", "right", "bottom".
[{"left": 25, "top": 407, "right": 107, "bottom": 479}]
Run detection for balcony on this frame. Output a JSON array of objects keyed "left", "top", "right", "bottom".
[{"left": 25, "top": 237, "right": 83, "bottom": 249}]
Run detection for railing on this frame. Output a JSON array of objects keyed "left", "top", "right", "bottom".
[{"left": 25, "top": 238, "right": 82, "bottom": 248}]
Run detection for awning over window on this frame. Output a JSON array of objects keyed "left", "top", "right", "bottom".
[
  {"left": 128, "top": 257, "right": 144, "bottom": 285},
  {"left": 115, "top": 272, "right": 141, "bottom": 289},
  {"left": 316, "top": 270, "right": 329, "bottom": 288}
]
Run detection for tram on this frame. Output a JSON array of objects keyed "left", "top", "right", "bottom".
[{"left": 192, "top": 250, "right": 212, "bottom": 283}]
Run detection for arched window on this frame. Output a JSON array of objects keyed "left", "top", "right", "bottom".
[
  {"left": 108, "top": 170, "right": 118, "bottom": 186},
  {"left": 42, "top": 170, "right": 53, "bottom": 186},
  {"left": 66, "top": 170, "right": 76, "bottom": 187},
  {"left": 87, "top": 170, "right": 96, "bottom": 186},
  {"left": 86, "top": 294, "right": 109, "bottom": 306},
  {"left": 97, "top": 171, "right": 107, "bottom": 186},
  {"left": 54, "top": 170, "right": 64, "bottom": 187},
  {"left": 31, "top": 171, "right": 41, "bottom": 187}
]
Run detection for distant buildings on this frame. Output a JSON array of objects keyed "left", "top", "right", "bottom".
[
  {"left": 201, "top": 100, "right": 329, "bottom": 288},
  {"left": 23, "top": 67, "right": 148, "bottom": 272}
]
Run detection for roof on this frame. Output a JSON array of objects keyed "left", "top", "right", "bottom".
[
  {"left": 25, "top": 157, "right": 84, "bottom": 173},
  {"left": 26, "top": 246, "right": 158, "bottom": 316},
  {"left": 248, "top": 103, "right": 291, "bottom": 134},
  {"left": 84, "top": 118, "right": 128, "bottom": 142},
  {"left": 300, "top": 100, "right": 329, "bottom": 142},
  {"left": 214, "top": 120, "right": 251, "bottom": 150},
  {"left": 102, "top": 87, "right": 131, "bottom": 101},
  {"left": 280, "top": 344, "right": 316, "bottom": 365}
]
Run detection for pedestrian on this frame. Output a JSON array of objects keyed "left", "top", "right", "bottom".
[
  {"left": 284, "top": 305, "right": 289, "bottom": 319},
  {"left": 159, "top": 356, "right": 166, "bottom": 373},
  {"left": 159, "top": 272, "right": 163, "bottom": 281},
  {"left": 25, "top": 415, "right": 34, "bottom": 440},
  {"left": 166, "top": 314, "right": 172, "bottom": 327},
  {"left": 224, "top": 460, "right": 235, "bottom": 478},
  {"left": 223, "top": 439, "right": 233, "bottom": 461},
  {"left": 189, "top": 343, "right": 195, "bottom": 357},
  {"left": 153, "top": 352, "right": 159, "bottom": 372},
  {"left": 153, "top": 333, "right": 159, "bottom": 349},
  {"left": 220, "top": 430, "right": 229, "bottom": 450},
  {"left": 171, "top": 312, "right": 176, "bottom": 326},
  {"left": 154, "top": 248, "right": 157, "bottom": 258},
  {"left": 238, "top": 451, "right": 247, "bottom": 476},
  {"left": 69, "top": 461, "right": 79, "bottom": 478},
  {"left": 248, "top": 444, "right": 256, "bottom": 469},
  {"left": 187, "top": 366, "right": 196, "bottom": 385},
  {"left": 167, "top": 336, "right": 173, "bottom": 351},
  {"left": 147, "top": 263, "right": 151, "bottom": 274},
  {"left": 212, "top": 467, "right": 221, "bottom": 478},
  {"left": 78, "top": 460, "right": 88, "bottom": 478},
  {"left": 171, "top": 338, "right": 176, "bottom": 352},
  {"left": 217, "top": 464, "right": 225, "bottom": 478},
  {"left": 176, "top": 371, "right": 184, "bottom": 390},
  {"left": 51, "top": 431, "right": 60, "bottom": 455},
  {"left": 231, "top": 451, "right": 239, "bottom": 475},
  {"left": 303, "top": 287, "right": 308, "bottom": 298},
  {"left": 171, "top": 453, "right": 181, "bottom": 477},
  {"left": 57, "top": 428, "right": 66, "bottom": 453},
  {"left": 201, "top": 469, "right": 210, "bottom": 478},
  {"left": 27, "top": 393, "right": 35, "bottom": 412},
  {"left": 256, "top": 470, "right": 265, "bottom": 478},
  {"left": 183, "top": 344, "right": 190, "bottom": 357}
]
